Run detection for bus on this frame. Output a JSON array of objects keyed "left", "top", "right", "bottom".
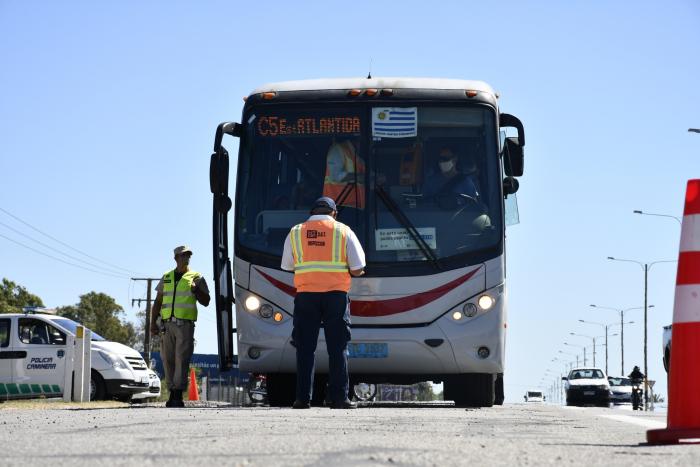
[{"left": 210, "top": 77, "right": 524, "bottom": 407}]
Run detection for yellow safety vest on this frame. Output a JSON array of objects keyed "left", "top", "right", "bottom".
[{"left": 161, "top": 269, "right": 201, "bottom": 321}]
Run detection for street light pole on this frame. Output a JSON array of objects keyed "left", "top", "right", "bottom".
[
  {"left": 607, "top": 257, "right": 676, "bottom": 408},
  {"left": 590, "top": 304, "right": 647, "bottom": 374},
  {"left": 564, "top": 342, "right": 587, "bottom": 366},
  {"left": 633, "top": 210, "right": 682, "bottom": 225}
]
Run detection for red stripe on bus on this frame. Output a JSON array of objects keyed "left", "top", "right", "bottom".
[
  {"left": 255, "top": 267, "right": 482, "bottom": 316},
  {"left": 684, "top": 179, "right": 700, "bottom": 216},
  {"left": 677, "top": 251, "right": 700, "bottom": 285}
]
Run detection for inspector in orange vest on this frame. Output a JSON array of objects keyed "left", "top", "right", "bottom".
[{"left": 290, "top": 217, "right": 351, "bottom": 293}]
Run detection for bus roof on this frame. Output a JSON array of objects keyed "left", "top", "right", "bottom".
[{"left": 250, "top": 77, "right": 496, "bottom": 96}]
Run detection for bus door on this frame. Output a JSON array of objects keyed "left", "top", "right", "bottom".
[
  {"left": 210, "top": 122, "right": 241, "bottom": 371},
  {"left": 0, "top": 317, "right": 13, "bottom": 400},
  {"left": 13, "top": 317, "right": 67, "bottom": 397}
]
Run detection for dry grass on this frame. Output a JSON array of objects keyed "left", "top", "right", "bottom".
[{"left": 0, "top": 399, "right": 129, "bottom": 410}]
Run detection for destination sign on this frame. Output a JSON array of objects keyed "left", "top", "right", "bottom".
[{"left": 256, "top": 115, "right": 361, "bottom": 137}]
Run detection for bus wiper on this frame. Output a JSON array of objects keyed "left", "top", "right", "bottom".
[
  {"left": 375, "top": 184, "right": 441, "bottom": 270},
  {"left": 334, "top": 181, "right": 355, "bottom": 214}
]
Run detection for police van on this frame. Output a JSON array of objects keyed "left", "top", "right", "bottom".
[{"left": 0, "top": 311, "right": 151, "bottom": 402}]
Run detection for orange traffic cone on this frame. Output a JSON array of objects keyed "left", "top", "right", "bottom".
[
  {"left": 648, "top": 179, "right": 700, "bottom": 444},
  {"left": 187, "top": 368, "right": 200, "bottom": 401}
]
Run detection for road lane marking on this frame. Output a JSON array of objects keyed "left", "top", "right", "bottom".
[{"left": 600, "top": 414, "right": 666, "bottom": 429}]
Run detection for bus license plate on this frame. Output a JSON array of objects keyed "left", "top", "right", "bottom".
[{"left": 348, "top": 343, "right": 388, "bottom": 358}]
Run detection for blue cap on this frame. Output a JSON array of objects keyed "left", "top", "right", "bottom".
[{"left": 311, "top": 196, "right": 337, "bottom": 213}]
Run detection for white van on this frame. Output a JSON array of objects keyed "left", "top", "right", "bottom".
[
  {"left": 524, "top": 390, "right": 544, "bottom": 402},
  {"left": 0, "top": 312, "right": 152, "bottom": 402}
]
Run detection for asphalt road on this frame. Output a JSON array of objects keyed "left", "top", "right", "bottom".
[{"left": 1, "top": 402, "right": 698, "bottom": 466}]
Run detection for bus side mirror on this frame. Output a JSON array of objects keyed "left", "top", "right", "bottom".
[
  {"left": 503, "top": 176, "right": 519, "bottom": 196},
  {"left": 503, "top": 137, "right": 524, "bottom": 177},
  {"left": 500, "top": 113, "right": 525, "bottom": 177}
]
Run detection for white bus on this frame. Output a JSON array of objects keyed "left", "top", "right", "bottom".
[{"left": 210, "top": 77, "right": 524, "bottom": 407}]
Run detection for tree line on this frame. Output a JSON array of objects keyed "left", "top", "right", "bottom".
[{"left": 1, "top": 277, "right": 140, "bottom": 348}]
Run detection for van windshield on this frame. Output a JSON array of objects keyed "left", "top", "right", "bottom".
[{"left": 50, "top": 318, "right": 106, "bottom": 341}]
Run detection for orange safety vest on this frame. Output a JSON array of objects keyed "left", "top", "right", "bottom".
[
  {"left": 323, "top": 141, "right": 366, "bottom": 209},
  {"left": 290, "top": 218, "right": 351, "bottom": 293}
]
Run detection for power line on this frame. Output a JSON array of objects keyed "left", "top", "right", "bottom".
[
  {"left": 0, "top": 232, "right": 130, "bottom": 279},
  {"left": 0, "top": 220, "right": 129, "bottom": 276},
  {"left": 0, "top": 206, "right": 141, "bottom": 275}
]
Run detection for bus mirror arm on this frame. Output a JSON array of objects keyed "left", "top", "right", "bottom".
[
  {"left": 214, "top": 121, "right": 243, "bottom": 152},
  {"left": 500, "top": 114, "right": 525, "bottom": 177},
  {"left": 499, "top": 114, "right": 525, "bottom": 147}
]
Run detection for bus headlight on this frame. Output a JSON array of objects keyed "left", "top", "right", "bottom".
[
  {"left": 273, "top": 312, "right": 284, "bottom": 322},
  {"left": 245, "top": 296, "right": 261, "bottom": 311},
  {"left": 452, "top": 311, "right": 464, "bottom": 321},
  {"left": 463, "top": 303, "right": 478, "bottom": 317},
  {"left": 259, "top": 304, "right": 273, "bottom": 319},
  {"left": 478, "top": 295, "right": 494, "bottom": 310}
]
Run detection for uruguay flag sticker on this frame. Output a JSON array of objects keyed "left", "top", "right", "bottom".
[{"left": 372, "top": 107, "right": 418, "bottom": 138}]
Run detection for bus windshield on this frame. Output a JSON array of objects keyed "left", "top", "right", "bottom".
[{"left": 236, "top": 104, "right": 501, "bottom": 269}]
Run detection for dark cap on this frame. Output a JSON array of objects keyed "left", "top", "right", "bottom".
[{"left": 311, "top": 196, "right": 337, "bottom": 213}]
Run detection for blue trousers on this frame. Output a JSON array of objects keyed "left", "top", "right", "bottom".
[{"left": 293, "top": 291, "right": 351, "bottom": 403}]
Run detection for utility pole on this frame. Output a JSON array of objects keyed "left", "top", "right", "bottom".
[{"left": 131, "top": 277, "right": 160, "bottom": 365}]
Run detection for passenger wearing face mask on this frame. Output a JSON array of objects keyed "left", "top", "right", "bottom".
[{"left": 423, "top": 147, "right": 480, "bottom": 207}]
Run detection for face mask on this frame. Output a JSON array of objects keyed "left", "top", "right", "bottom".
[{"left": 439, "top": 160, "right": 454, "bottom": 173}]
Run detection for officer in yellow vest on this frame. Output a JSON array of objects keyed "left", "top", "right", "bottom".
[
  {"left": 281, "top": 197, "right": 366, "bottom": 409},
  {"left": 150, "top": 245, "right": 210, "bottom": 407}
]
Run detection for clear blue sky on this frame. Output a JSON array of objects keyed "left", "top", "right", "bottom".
[{"left": 1, "top": 1, "right": 698, "bottom": 402}]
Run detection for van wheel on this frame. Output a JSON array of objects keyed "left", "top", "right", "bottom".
[{"left": 90, "top": 370, "right": 106, "bottom": 401}]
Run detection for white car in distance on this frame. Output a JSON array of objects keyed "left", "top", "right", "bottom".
[
  {"left": 524, "top": 390, "right": 544, "bottom": 402},
  {"left": 607, "top": 376, "right": 633, "bottom": 404}
]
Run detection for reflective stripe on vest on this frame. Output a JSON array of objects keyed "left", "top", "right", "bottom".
[
  {"left": 290, "top": 219, "right": 351, "bottom": 293},
  {"left": 161, "top": 269, "right": 200, "bottom": 321}
]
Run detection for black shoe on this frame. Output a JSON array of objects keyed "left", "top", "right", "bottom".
[
  {"left": 165, "top": 390, "right": 175, "bottom": 407},
  {"left": 293, "top": 400, "right": 311, "bottom": 409},
  {"left": 330, "top": 399, "right": 357, "bottom": 409},
  {"left": 170, "top": 390, "right": 185, "bottom": 408}
]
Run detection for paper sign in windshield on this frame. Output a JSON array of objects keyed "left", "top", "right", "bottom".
[
  {"left": 372, "top": 107, "right": 417, "bottom": 138},
  {"left": 375, "top": 227, "right": 436, "bottom": 251}
]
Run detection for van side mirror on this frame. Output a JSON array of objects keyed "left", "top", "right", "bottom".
[{"left": 503, "top": 176, "right": 519, "bottom": 196}]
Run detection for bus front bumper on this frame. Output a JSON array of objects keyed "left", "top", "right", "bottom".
[{"left": 236, "top": 299, "right": 505, "bottom": 376}]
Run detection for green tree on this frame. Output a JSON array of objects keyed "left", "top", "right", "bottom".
[
  {"left": 133, "top": 308, "right": 161, "bottom": 353},
  {"left": 415, "top": 382, "right": 436, "bottom": 401},
  {"left": 57, "top": 292, "right": 137, "bottom": 347},
  {"left": 0, "top": 278, "right": 44, "bottom": 313}
]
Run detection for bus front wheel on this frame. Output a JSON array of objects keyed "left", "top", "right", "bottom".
[
  {"left": 494, "top": 373, "right": 504, "bottom": 405},
  {"left": 445, "top": 373, "right": 495, "bottom": 407},
  {"left": 265, "top": 373, "right": 296, "bottom": 407}
]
